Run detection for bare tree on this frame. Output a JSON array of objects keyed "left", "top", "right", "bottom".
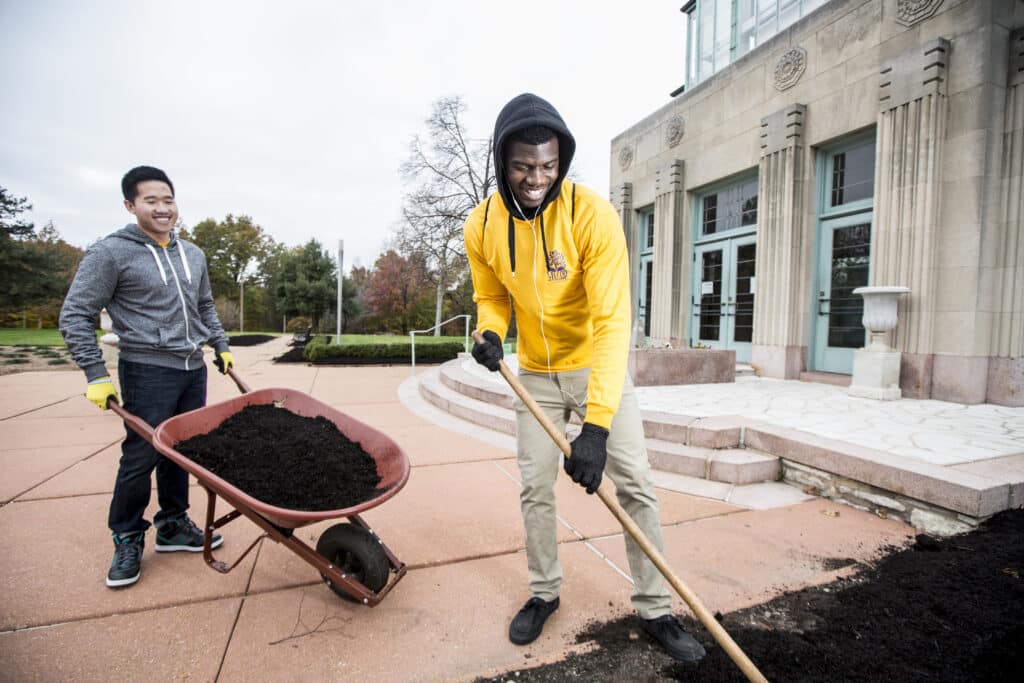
[{"left": 397, "top": 96, "right": 495, "bottom": 335}]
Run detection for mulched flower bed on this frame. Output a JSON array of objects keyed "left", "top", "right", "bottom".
[
  {"left": 175, "top": 404, "right": 381, "bottom": 511},
  {"left": 479, "top": 508, "right": 1024, "bottom": 683},
  {"left": 228, "top": 334, "right": 277, "bottom": 346}
]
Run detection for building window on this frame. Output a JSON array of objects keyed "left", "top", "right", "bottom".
[
  {"left": 830, "top": 141, "right": 875, "bottom": 207},
  {"left": 684, "top": 0, "right": 833, "bottom": 89},
  {"left": 701, "top": 178, "right": 758, "bottom": 235}
]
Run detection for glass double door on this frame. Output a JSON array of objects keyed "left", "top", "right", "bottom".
[
  {"left": 691, "top": 235, "right": 756, "bottom": 362},
  {"left": 811, "top": 214, "right": 871, "bottom": 374}
]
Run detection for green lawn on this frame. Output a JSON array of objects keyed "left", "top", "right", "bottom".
[{"left": 0, "top": 329, "right": 76, "bottom": 346}]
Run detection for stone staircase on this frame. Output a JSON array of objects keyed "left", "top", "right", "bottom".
[{"left": 420, "top": 356, "right": 781, "bottom": 487}]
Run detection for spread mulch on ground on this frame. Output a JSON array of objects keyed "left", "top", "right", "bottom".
[
  {"left": 228, "top": 334, "right": 277, "bottom": 346},
  {"left": 479, "top": 508, "right": 1024, "bottom": 683},
  {"left": 175, "top": 404, "right": 381, "bottom": 511}
]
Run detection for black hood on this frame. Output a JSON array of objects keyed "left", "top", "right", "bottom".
[{"left": 493, "top": 93, "right": 576, "bottom": 220}]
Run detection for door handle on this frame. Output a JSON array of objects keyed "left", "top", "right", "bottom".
[{"left": 817, "top": 291, "right": 830, "bottom": 316}]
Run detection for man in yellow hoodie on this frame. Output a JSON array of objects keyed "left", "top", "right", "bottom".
[{"left": 464, "top": 93, "right": 705, "bottom": 662}]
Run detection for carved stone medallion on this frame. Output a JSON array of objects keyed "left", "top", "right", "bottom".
[
  {"left": 618, "top": 146, "right": 634, "bottom": 171},
  {"left": 896, "top": 0, "right": 943, "bottom": 27},
  {"left": 773, "top": 47, "right": 807, "bottom": 91},
  {"left": 664, "top": 115, "right": 685, "bottom": 148}
]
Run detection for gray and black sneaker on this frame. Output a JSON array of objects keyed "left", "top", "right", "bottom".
[
  {"left": 107, "top": 532, "right": 145, "bottom": 588},
  {"left": 509, "top": 596, "right": 560, "bottom": 645},
  {"left": 155, "top": 515, "right": 223, "bottom": 553}
]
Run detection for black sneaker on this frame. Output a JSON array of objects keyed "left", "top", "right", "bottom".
[
  {"left": 155, "top": 515, "right": 223, "bottom": 553},
  {"left": 107, "top": 532, "right": 144, "bottom": 588},
  {"left": 639, "top": 614, "right": 706, "bottom": 662},
  {"left": 509, "top": 596, "right": 560, "bottom": 645}
]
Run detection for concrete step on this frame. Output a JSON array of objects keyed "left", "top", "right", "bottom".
[
  {"left": 736, "top": 363, "right": 756, "bottom": 377},
  {"left": 418, "top": 366, "right": 516, "bottom": 435},
  {"left": 799, "top": 371, "right": 851, "bottom": 387},
  {"left": 646, "top": 439, "right": 781, "bottom": 484},
  {"left": 439, "top": 356, "right": 515, "bottom": 409}
]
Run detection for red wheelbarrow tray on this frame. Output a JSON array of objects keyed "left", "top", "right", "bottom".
[
  {"left": 127, "top": 385, "right": 411, "bottom": 605},
  {"left": 153, "top": 387, "right": 410, "bottom": 527}
]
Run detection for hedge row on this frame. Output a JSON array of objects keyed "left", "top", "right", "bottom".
[{"left": 304, "top": 340, "right": 465, "bottom": 363}]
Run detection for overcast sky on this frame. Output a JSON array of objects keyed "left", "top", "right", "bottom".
[{"left": 1, "top": 1, "right": 684, "bottom": 273}]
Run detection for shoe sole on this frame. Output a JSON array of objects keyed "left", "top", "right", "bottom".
[
  {"left": 155, "top": 536, "right": 224, "bottom": 553},
  {"left": 106, "top": 572, "right": 139, "bottom": 588}
]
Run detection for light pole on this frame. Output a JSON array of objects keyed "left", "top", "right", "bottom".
[
  {"left": 336, "top": 240, "right": 344, "bottom": 345},
  {"left": 239, "top": 279, "right": 245, "bottom": 333}
]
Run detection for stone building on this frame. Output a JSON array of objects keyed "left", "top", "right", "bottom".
[{"left": 612, "top": 0, "right": 1023, "bottom": 406}]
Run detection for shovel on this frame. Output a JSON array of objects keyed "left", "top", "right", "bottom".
[{"left": 472, "top": 332, "right": 767, "bottom": 683}]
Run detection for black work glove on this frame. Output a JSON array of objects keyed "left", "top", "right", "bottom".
[
  {"left": 564, "top": 423, "right": 609, "bottom": 494},
  {"left": 471, "top": 330, "right": 503, "bottom": 372}
]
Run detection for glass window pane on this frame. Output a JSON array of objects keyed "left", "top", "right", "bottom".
[
  {"left": 831, "top": 140, "right": 875, "bottom": 207},
  {"left": 778, "top": 0, "right": 800, "bottom": 30},
  {"left": 688, "top": 10, "right": 699, "bottom": 85},
  {"left": 646, "top": 212, "right": 655, "bottom": 249},
  {"left": 757, "top": 0, "right": 778, "bottom": 43},
  {"left": 714, "top": 0, "right": 732, "bottom": 72},
  {"left": 700, "top": 0, "right": 716, "bottom": 81},
  {"left": 802, "top": 0, "right": 829, "bottom": 14},
  {"left": 699, "top": 250, "right": 723, "bottom": 341},
  {"left": 702, "top": 195, "right": 718, "bottom": 235},
  {"left": 828, "top": 223, "right": 871, "bottom": 348},
  {"left": 736, "top": 0, "right": 757, "bottom": 58},
  {"left": 734, "top": 243, "right": 756, "bottom": 343}
]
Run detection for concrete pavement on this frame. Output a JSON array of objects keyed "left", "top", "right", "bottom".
[{"left": 1, "top": 337, "right": 914, "bottom": 682}]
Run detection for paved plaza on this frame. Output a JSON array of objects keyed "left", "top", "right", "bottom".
[{"left": 2, "top": 337, "right": 1019, "bottom": 681}]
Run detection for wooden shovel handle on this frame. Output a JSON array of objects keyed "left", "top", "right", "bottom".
[{"left": 470, "top": 331, "right": 768, "bottom": 683}]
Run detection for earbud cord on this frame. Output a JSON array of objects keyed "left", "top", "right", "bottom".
[{"left": 508, "top": 184, "right": 586, "bottom": 409}]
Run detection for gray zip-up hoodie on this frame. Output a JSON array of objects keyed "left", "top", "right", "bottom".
[{"left": 60, "top": 224, "right": 230, "bottom": 381}]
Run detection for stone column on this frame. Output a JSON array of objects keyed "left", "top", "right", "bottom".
[
  {"left": 652, "top": 160, "right": 687, "bottom": 347},
  {"left": 873, "top": 38, "right": 949, "bottom": 398},
  {"left": 988, "top": 28, "right": 1024, "bottom": 406},
  {"left": 611, "top": 182, "right": 636, "bottom": 335},
  {"left": 751, "top": 103, "right": 807, "bottom": 379}
]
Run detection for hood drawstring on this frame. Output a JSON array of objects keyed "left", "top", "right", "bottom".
[
  {"left": 176, "top": 243, "right": 193, "bottom": 284},
  {"left": 145, "top": 244, "right": 168, "bottom": 285}
]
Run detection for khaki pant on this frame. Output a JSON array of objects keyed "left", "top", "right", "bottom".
[{"left": 514, "top": 368, "right": 671, "bottom": 619}]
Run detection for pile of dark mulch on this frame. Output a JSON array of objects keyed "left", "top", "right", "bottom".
[
  {"left": 228, "top": 334, "right": 277, "bottom": 346},
  {"left": 479, "top": 508, "right": 1024, "bottom": 683},
  {"left": 175, "top": 404, "right": 381, "bottom": 511}
]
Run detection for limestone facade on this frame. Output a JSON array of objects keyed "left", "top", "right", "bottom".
[{"left": 611, "top": 0, "right": 1024, "bottom": 406}]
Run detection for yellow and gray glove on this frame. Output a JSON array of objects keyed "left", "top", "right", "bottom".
[
  {"left": 213, "top": 351, "right": 235, "bottom": 375},
  {"left": 86, "top": 376, "right": 119, "bottom": 410}
]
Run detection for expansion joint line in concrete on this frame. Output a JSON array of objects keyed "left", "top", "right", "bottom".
[
  {"left": 6, "top": 437, "right": 121, "bottom": 504},
  {"left": 0, "top": 394, "right": 80, "bottom": 421},
  {"left": 214, "top": 540, "right": 264, "bottom": 682}
]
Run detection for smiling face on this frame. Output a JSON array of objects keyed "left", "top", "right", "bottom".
[
  {"left": 124, "top": 180, "right": 177, "bottom": 242},
  {"left": 504, "top": 137, "right": 560, "bottom": 211}
]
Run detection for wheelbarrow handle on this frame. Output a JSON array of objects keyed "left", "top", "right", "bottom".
[
  {"left": 226, "top": 366, "right": 251, "bottom": 394},
  {"left": 106, "top": 397, "right": 154, "bottom": 444},
  {"left": 469, "top": 330, "right": 769, "bottom": 683}
]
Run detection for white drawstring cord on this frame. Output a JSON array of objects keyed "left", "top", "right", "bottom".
[{"left": 145, "top": 244, "right": 168, "bottom": 285}]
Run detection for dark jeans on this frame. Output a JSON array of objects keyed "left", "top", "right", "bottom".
[{"left": 108, "top": 359, "right": 207, "bottom": 535}]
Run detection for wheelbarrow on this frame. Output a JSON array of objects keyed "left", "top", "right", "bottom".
[{"left": 108, "top": 368, "right": 410, "bottom": 605}]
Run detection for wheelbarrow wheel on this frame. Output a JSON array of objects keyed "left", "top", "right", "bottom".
[{"left": 316, "top": 523, "right": 389, "bottom": 602}]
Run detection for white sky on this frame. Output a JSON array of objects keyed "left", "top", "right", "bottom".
[{"left": 1, "top": 1, "right": 684, "bottom": 273}]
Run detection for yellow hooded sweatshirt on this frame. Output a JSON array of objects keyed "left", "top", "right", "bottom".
[{"left": 464, "top": 177, "right": 632, "bottom": 430}]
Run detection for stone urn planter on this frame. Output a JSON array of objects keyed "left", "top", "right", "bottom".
[
  {"left": 628, "top": 347, "right": 736, "bottom": 386},
  {"left": 848, "top": 286, "right": 910, "bottom": 400},
  {"left": 99, "top": 308, "right": 120, "bottom": 369}
]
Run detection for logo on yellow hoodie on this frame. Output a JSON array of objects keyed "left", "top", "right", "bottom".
[{"left": 547, "top": 250, "right": 568, "bottom": 282}]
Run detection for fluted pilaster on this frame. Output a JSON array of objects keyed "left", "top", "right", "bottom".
[
  {"left": 873, "top": 38, "right": 949, "bottom": 355},
  {"left": 652, "top": 160, "right": 686, "bottom": 345}
]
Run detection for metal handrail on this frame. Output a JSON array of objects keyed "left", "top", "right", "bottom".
[{"left": 410, "top": 314, "right": 472, "bottom": 375}]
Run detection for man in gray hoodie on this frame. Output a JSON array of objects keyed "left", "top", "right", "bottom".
[{"left": 60, "top": 165, "right": 234, "bottom": 588}]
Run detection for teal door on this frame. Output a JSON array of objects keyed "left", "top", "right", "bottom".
[
  {"left": 691, "top": 236, "right": 756, "bottom": 362},
  {"left": 812, "top": 214, "right": 871, "bottom": 373}
]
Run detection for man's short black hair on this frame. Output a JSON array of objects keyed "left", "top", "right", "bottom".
[
  {"left": 509, "top": 125, "right": 557, "bottom": 147},
  {"left": 121, "top": 166, "right": 175, "bottom": 202}
]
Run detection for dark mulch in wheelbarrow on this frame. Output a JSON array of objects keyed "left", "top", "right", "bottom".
[
  {"left": 479, "top": 508, "right": 1024, "bottom": 683},
  {"left": 175, "top": 404, "right": 381, "bottom": 511}
]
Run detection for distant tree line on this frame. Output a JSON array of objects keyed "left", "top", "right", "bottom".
[{"left": 1, "top": 95, "right": 495, "bottom": 336}]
